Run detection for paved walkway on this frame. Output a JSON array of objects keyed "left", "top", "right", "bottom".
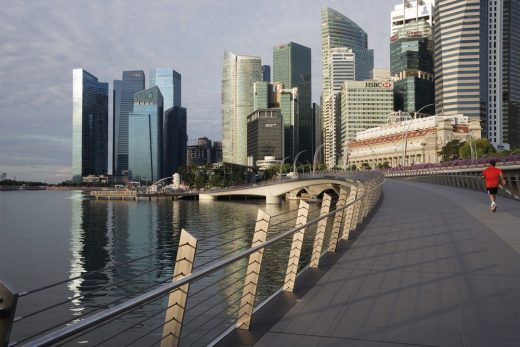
[{"left": 254, "top": 180, "right": 520, "bottom": 347}]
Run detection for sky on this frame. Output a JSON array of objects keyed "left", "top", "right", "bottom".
[{"left": 0, "top": 0, "right": 396, "bottom": 183}]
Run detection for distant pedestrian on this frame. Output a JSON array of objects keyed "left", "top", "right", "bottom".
[{"left": 481, "top": 159, "right": 506, "bottom": 212}]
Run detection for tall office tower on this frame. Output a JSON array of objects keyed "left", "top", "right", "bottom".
[
  {"left": 128, "top": 86, "right": 164, "bottom": 183},
  {"left": 186, "top": 137, "right": 213, "bottom": 167},
  {"left": 163, "top": 106, "right": 187, "bottom": 176},
  {"left": 338, "top": 80, "right": 394, "bottom": 167},
  {"left": 323, "top": 48, "right": 356, "bottom": 167},
  {"left": 252, "top": 81, "right": 299, "bottom": 160},
  {"left": 211, "top": 141, "right": 223, "bottom": 163},
  {"left": 488, "top": 0, "right": 520, "bottom": 149},
  {"left": 113, "top": 70, "right": 145, "bottom": 175},
  {"left": 321, "top": 7, "right": 374, "bottom": 168},
  {"left": 221, "top": 50, "right": 262, "bottom": 165},
  {"left": 262, "top": 65, "right": 271, "bottom": 82},
  {"left": 434, "top": 0, "right": 488, "bottom": 136},
  {"left": 247, "top": 109, "right": 284, "bottom": 167},
  {"left": 273, "top": 42, "right": 312, "bottom": 163},
  {"left": 390, "top": 0, "right": 435, "bottom": 115},
  {"left": 149, "top": 68, "right": 181, "bottom": 111},
  {"left": 373, "top": 68, "right": 391, "bottom": 80},
  {"left": 390, "top": 0, "right": 435, "bottom": 117},
  {"left": 312, "top": 103, "right": 322, "bottom": 163},
  {"left": 72, "top": 69, "right": 109, "bottom": 183}
]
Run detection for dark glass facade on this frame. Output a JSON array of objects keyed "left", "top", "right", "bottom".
[
  {"left": 163, "top": 107, "right": 187, "bottom": 176},
  {"left": 262, "top": 65, "right": 271, "bottom": 82},
  {"left": 113, "top": 70, "right": 145, "bottom": 175},
  {"left": 72, "top": 69, "right": 109, "bottom": 183},
  {"left": 247, "top": 109, "right": 283, "bottom": 167},
  {"left": 390, "top": 33, "right": 435, "bottom": 115},
  {"left": 273, "top": 42, "right": 312, "bottom": 162},
  {"left": 503, "top": 0, "right": 520, "bottom": 147}
]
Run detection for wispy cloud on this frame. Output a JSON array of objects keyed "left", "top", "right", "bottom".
[{"left": 0, "top": 0, "right": 394, "bottom": 181}]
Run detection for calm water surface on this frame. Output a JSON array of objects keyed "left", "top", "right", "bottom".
[{"left": 0, "top": 190, "right": 325, "bottom": 345}]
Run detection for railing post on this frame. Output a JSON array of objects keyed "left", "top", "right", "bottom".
[
  {"left": 351, "top": 183, "right": 365, "bottom": 229},
  {"left": 362, "top": 181, "right": 374, "bottom": 218},
  {"left": 161, "top": 229, "right": 198, "bottom": 347},
  {"left": 283, "top": 200, "right": 310, "bottom": 292},
  {"left": 0, "top": 279, "right": 18, "bottom": 347},
  {"left": 328, "top": 188, "right": 347, "bottom": 252},
  {"left": 237, "top": 209, "right": 271, "bottom": 330},
  {"left": 341, "top": 185, "right": 358, "bottom": 241},
  {"left": 310, "top": 193, "right": 332, "bottom": 268}
]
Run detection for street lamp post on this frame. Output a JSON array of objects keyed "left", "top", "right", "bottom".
[
  {"left": 402, "top": 103, "right": 435, "bottom": 166},
  {"left": 279, "top": 156, "right": 290, "bottom": 180},
  {"left": 313, "top": 144, "right": 324, "bottom": 175},
  {"left": 293, "top": 150, "right": 307, "bottom": 177}
]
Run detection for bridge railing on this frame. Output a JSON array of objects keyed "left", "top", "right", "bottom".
[
  {"left": 0, "top": 172, "right": 384, "bottom": 347},
  {"left": 390, "top": 170, "right": 520, "bottom": 201}
]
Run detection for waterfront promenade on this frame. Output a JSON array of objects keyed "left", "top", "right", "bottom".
[{"left": 232, "top": 179, "right": 520, "bottom": 346}]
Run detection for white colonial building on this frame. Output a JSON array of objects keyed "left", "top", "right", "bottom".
[{"left": 348, "top": 113, "right": 481, "bottom": 168}]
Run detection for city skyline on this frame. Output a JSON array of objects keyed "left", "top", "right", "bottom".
[{"left": 0, "top": 0, "right": 394, "bottom": 182}]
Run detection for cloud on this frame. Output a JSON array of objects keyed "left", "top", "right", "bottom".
[{"left": 0, "top": 0, "right": 395, "bottom": 182}]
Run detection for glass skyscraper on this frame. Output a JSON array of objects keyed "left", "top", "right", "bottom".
[
  {"left": 434, "top": 0, "right": 488, "bottom": 135},
  {"left": 321, "top": 7, "right": 374, "bottom": 167},
  {"left": 273, "top": 42, "right": 312, "bottom": 163},
  {"left": 221, "top": 50, "right": 262, "bottom": 165},
  {"left": 113, "top": 70, "right": 145, "bottom": 175},
  {"left": 390, "top": 0, "right": 435, "bottom": 117},
  {"left": 149, "top": 68, "right": 181, "bottom": 111},
  {"left": 488, "top": 0, "right": 520, "bottom": 149},
  {"left": 163, "top": 106, "right": 187, "bottom": 176},
  {"left": 72, "top": 69, "right": 109, "bottom": 183},
  {"left": 128, "top": 86, "right": 164, "bottom": 183}
]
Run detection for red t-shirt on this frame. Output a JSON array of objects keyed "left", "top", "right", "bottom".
[{"left": 482, "top": 166, "right": 503, "bottom": 188}]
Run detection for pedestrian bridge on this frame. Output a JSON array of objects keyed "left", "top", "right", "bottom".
[
  {"left": 2, "top": 170, "right": 520, "bottom": 346},
  {"left": 199, "top": 175, "right": 362, "bottom": 204}
]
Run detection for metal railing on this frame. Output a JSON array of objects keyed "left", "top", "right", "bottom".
[
  {"left": 391, "top": 170, "right": 520, "bottom": 201},
  {"left": 1, "top": 172, "right": 384, "bottom": 347}
]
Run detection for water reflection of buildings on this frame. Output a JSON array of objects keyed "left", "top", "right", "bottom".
[{"left": 67, "top": 196, "right": 183, "bottom": 318}]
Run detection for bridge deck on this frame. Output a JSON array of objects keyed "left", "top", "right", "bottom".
[{"left": 248, "top": 180, "right": 520, "bottom": 346}]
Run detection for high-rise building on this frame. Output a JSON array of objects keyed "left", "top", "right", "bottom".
[
  {"left": 321, "top": 7, "right": 374, "bottom": 168},
  {"left": 312, "top": 103, "right": 322, "bottom": 164},
  {"left": 247, "top": 109, "right": 284, "bottom": 167},
  {"left": 488, "top": 0, "right": 520, "bottom": 149},
  {"left": 221, "top": 50, "right": 262, "bottom": 165},
  {"left": 273, "top": 42, "right": 312, "bottom": 163},
  {"left": 128, "top": 86, "right": 164, "bottom": 183},
  {"left": 113, "top": 70, "right": 145, "bottom": 175},
  {"left": 187, "top": 137, "right": 212, "bottom": 167},
  {"left": 338, "top": 80, "right": 394, "bottom": 167},
  {"left": 252, "top": 81, "right": 299, "bottom": 160},
  {"left": 149, "top": 68, "right": 181, "bottom": 111},
  {"left": 390, "top": 0, "right": 435, "bottom": 117},
  {"left": 373, "top": 68, "right": 391, "bottom": 80},
  {"left": 262, "top": 65, "right": 271, "bottom": 82},
  {"left": 163, "top": 107, "right": 187, "bottom": 176},
  {"left": 434, "top": 0, "right": 488, "bottom": 136},
  {"left": 72, "top": 69, "right": 109, "bottom": 183}
]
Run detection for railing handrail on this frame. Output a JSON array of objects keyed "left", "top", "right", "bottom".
[{"left": 19, "top": 174, "right": 384, "bottom": 347}]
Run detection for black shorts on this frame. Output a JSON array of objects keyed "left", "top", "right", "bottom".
[{"left": 487, "top": 187, "right": 498, "bottom": 195}]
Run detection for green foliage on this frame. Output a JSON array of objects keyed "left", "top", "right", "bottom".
[
  {"left": 438, "top": 140, "right": 462, "bottom": 161},
  {"left": 458, "top": 138, "right": 496, "bottom": 159},
  {"left": 376, "top": 162, "right": 391, "bottom": 169},
  {"left": 360, "top": 162, "right": 371, "bottom": 170}
]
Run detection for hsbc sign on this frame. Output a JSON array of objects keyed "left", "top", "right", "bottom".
[{"left": 365, "top": 81, "right": 393, "bottom": 88}]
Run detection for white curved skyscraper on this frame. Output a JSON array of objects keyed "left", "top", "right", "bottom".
[{"left": 221, "top": 50, "right": 262, "bottom": 165}]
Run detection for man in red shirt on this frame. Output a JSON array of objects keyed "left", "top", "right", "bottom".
[{"left": 481, "top": 159, "right": 506, "bottom": 212}]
